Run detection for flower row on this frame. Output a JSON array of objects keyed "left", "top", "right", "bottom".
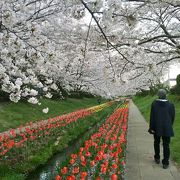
[
  {"left": 55, "top": 102, "right": 128, "bottom": 180},
  {"left": 0, "top": 101, "right": 114, "bottom": 160}
]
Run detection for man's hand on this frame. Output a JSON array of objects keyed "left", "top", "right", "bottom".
[{"left": 148, "top": 128, "right": 155, "bottom": 134}]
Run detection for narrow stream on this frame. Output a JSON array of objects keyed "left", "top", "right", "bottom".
[
  {"left": 26, "top": 121, "right": 103, "bottom": 180},
  {"left": 26, "top": 142, "right": 79, "bottom": 180}
]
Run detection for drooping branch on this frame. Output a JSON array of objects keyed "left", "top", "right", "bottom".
[
  {"left": 83, "top": 17, "right": 93, "bottom": 59},
  {"left": 119, "top": 62, "right": 130, "bottom": 83},
  {"left": 77, "top": 17, "right": 93, "bottom": 80},
  {"left": 107, "top": 47, "right": 116, "bottom": 79}
]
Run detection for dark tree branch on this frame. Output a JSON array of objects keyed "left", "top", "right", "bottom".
[
  {"left": 77, "top": 17, "right": 93, "bottom": 80},
  {"left": 156, "top": 56, "right": 180, "bottom": 65},
  {"left": 144, "top": 49, "right": 166, "bottom": 54},
  {"left": 129, "top": 72, "right": 143, "bottom": 80},
  {"left": 26, "top": 1, "right": 61, "bottom": 21},
  {"left": 160, "top": 24, "right": 177, "bottom": 45},
  {"left": 138, "top": 34, "right": 180, "bottom": 46}
]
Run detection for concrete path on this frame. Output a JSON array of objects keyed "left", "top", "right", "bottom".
[{"left": 125, "top": 100, "right": 180, "bottom": 180}]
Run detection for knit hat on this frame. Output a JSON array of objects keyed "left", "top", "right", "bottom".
[{"left": 157, "top": 89, "right": 166, "bottom": 99}]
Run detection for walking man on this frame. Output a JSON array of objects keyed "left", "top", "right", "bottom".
[{"left": 148, "top": 89, "right": 175, "bottom": 169}]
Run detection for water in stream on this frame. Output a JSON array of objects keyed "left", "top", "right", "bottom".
[
  {"left": 26, "top": 142, "right": 80, "bottom": 180},
  {"left": 26, "top": 122, "right": 102, "bottom": 180}
]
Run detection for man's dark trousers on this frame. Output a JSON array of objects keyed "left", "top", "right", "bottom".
[{"left": 154, "top": 134, "right": 170, "bottom": 165}]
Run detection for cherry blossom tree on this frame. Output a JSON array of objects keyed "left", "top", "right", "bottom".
[
  {"left": 0, "top": 0, "right": 63, "bottom": 103},
  {"left": 1, "top": 0, "right": 180, "bottom": 102}
]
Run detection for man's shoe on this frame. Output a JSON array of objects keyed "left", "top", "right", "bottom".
[
  {"left": 155, "top": 158, "right": 160, "bottom": 164},
  {"left": 163, "top": 164, "right": 169, "bottom": 169}
]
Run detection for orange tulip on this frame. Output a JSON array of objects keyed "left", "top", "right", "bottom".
[
  {"left": 54, "top": 175, "right": 61, "bottom": 180},
  {"left": 111, "top": 163, "right": 118, "bottom": 169},
  {"left": 80, "top": 171, "right": 87, "bottom": 178},
  {"left": 97, "top": 151, "right": 103, "bottom": 156},
  {"left": 95, "top": 177, "right": 101, "bottom": 180}
]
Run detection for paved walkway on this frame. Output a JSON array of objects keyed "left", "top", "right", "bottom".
[{"left": 125, "top": 100, "right": 180, "bottom": 180}]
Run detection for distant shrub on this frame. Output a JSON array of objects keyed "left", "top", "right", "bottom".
[
  {"left": 170, "top": 86, "right": 176, "bottom": 95},
  {"left": 135, "top": 83, "right": 170, "bottom": 97},
  {"left": 136, "top": 89, "right": 149, "bottom": 96},
  {"left": 177, "top": 74, "right": 180, "bottom": 86},
  {"left": 0, "top": 90, "right": 9, "bottom": 102},
  {"left": 176, "top": 74, "right": 180, "bottom": 95},
  {"left": 68, "top": 91, "right": 95, "bottom": 99},
  {"left": 170, "top": 74, "right": 180, "bottom": 95},
  {"left": 149, "top": 83, "right": 169, "bottom": 96}
]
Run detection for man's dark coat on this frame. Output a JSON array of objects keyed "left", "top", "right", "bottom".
[{"left": 150, "top": 99, "right": 175, "bottom": 137}]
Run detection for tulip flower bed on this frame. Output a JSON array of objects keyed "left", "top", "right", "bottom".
[
  {"left": 0, "top": 101, "right": 114, "bottom": 168},
  {"left": 54, "top": 102, "right": 128, "bottom": 180}
]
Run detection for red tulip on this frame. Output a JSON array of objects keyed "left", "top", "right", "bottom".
[
  {"left": 69, "top": 159, "right": 75, "bottom": 165},
  {"left": 90, "top": 160, "right": 95, "bottom": 167},
  {"left": 100, "top": 166, "right": 107, "bottom": 174},
  {"left": 121, "top": 160, "right": 125, "bottom": 166},
  {"left": 111, "top": 174, "right": 118, "bottom": 180},
  {"left": 103, "top": 161, "right": 108, "bottom": 166},
  {"left": 60, "top": 167, "right": 68, "bottom": 174},
  {"left": 71, "top": 154, "right": 77, "bottom": 159},
  {"left": 78, "top": 151, "right": 82, "bottom": 156},
  {"left": 85, "top": 151, "right": 91, "bottom": 157},
  {"left": 66, "top": 175, "right": 75, "bottom": 180},
  {"left": 103, "top": 154, "right": 107, "bottom": 159},
  {"left": 81, "top": 160, "right": 86, "bottom": 166},
  {"left": 9, "top": 128, "right": 16, "bottom": 137},
  {"left": 115, "top": 158, "right": 119, "bottom": 163},
  {"left": 6, "top": 139, "right": 15, "bottom": 149},
  {"left": 72, "top": 167, "right": 79, "bottom": 174},
  {"left": 80, "top": 155, "right": 85, "bottom": 161},
  {"left": 94, "top": 155, "right": 101, "bottom": 161}
]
